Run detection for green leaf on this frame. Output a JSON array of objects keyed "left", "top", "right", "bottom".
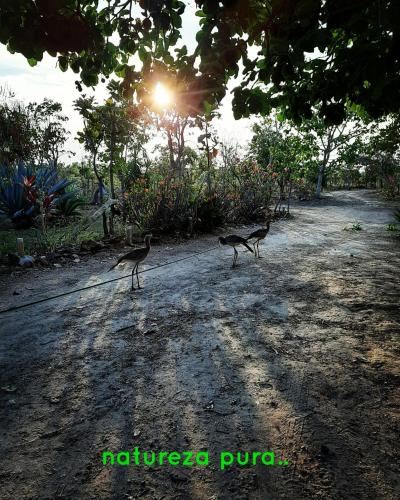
[
  {"left": 163, "top": 53, "right": 174, "bottom": 65},
  {"left": 58, "top": 56, "right": 68, "bottom": 72},
  {"left": 138, "top": 47, "right": 148, "bottom": 62},
  {"left": 204, "top": 101, "right": 214, "bottom": 118},
  {"left": 256, "top": 59, "right": 266, "bottom": 69},
  {"left": 171, "top": 11, "right": 182, "bottom": 28},
  {"left": 27, "top": 58, "right": 37, "bottom": 67},
  {"left": 115, "top": 64, "right": 126, "bottom": 78},
  {"left": 196, "top": 30, "right": 205, "bottom": 43}
]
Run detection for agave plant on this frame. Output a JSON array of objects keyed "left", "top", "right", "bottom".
[
  {"left": 54, "top": 192, "right": 85, "bottom": 217},
  {"left": 0, "top": 163, "right": 32, "bottom": 222},
  {"left": 0, "top": 163, "right": 74, "bottom": 227}
]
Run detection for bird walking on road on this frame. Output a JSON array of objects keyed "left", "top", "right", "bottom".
[
  {"left": 218, "top": 235, "right": 254, "bottom": 268},
  {"left": 109, "top": 234, "right": 152, "bottom": 290},
  {"left": 246, "top": 221, "right": 271, "bottom": 258}
]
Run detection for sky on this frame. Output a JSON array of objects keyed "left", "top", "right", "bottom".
[{"left": 0, "top": 1, "right": 256, "bottom": 163}]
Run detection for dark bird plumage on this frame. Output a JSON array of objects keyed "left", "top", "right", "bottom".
[
  {"left": 218, "top": 234, "right": 253, "bottom": 268},
  {"left": 246, "top": 221, "right": 271, "bottom": 257},
  {"left": 109, "top": 234, "right": 152, "bottom": 290}
]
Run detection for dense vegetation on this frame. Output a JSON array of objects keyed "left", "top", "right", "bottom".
[
  {"left": 1, "top": 84, "right": 399, "bottom": 253},
  {"left": 1, "top": 1, "right": 399, "bottom": 122},
  {"left": 0, "top": 1, "right": 399, "bottom": 257}
]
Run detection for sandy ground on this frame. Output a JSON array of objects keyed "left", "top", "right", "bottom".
[{"left": 0, "top": 189, "right": 399, "bottom": 500}]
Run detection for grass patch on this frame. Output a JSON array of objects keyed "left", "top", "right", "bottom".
[
  {"left": 386, "top": 223, "right": 398, "bottom": 232},
  {"left": 0, "top": 224, "right": 104, "bottom": 256},
  {"left": 343, "top": 222, "right": 363, "bottom": 232}
]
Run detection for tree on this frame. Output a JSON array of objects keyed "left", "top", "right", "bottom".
[
  {"left": 99, "top": 92, "right": 137, "bottom": 234},
  {"left": 362, "top": 114, "right": 400, "bottom": 195},
  {"left": 158, "top": 111, "right": 192, "bottom": 175},
  {"left": 0, "top": 99, "right": 35, "bottom": 166},
  {"left": 30, "top": 99, "right": 70, "bottom": 169},
  {"left": 333, "top": 138, "right": 366, "bottom": 189},
  {"left": 250, "top": 117, "right": 318, "bottom": 209},
  {"left": 196, "top": 113, "right": 219, "bottom": 196},
  {"left": 0, "top": 94, "right": 69, "bottom": 168},
  {"left": 74, "top": 95, "right": 109, "bottom": 236},
  {"left": 75, "top": 86, "right": 146, "bottom": 235},
  {"left": 1, "top": 1, "right": 399, "bottom": 123},
  {"left": 298, "top": 111, "right": 367, "bottom": 197}
]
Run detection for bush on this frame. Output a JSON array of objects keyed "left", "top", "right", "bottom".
[
  {"left": 123, "top": 158, "right": 275, "bottom": 234},
  {"left": 195, "top": 196, "right": 224, "bottom": 232}
]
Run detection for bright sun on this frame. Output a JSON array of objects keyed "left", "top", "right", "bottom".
[{"left": 153, "top": 82, "right": 171, "bottom": 108}]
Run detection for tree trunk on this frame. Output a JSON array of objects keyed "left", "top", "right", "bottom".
[
  {"left": 205, "top": 122, "right": 212, "bottom": 197},
  {"left": 93, "top": 151, "right": 109, "bottom": 237},
  {"left": 119, "top": 174, "right": 127, "bottom": 222},
  {"left": 315, "top": 164, "right": 325, "bottom": 198},
  {"left": 287, "top": 181, "right": 293, "bottom": 214},
  {"left": 167, "top": 130, "right": 175, "bottom": 171},
  {"left": 108, "top": 125, "right": 116, "bottom": 236}
]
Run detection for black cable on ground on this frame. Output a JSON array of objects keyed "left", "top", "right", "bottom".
[
  {"left": 0, "top": 246, "right": 220, "bottom": 316},
  {"left": 0, "top": 220, "right": 392, "bottom": 315}
]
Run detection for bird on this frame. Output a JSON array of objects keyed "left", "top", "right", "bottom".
[
  {"left": 109, "top": 234, "right": 152, "bottom": 290},
  {"left": 218, "top": 234, "right": 254, "bottom": 268},
  {"left": 246, "top": 221, "right": 271, "bottom": 258}
]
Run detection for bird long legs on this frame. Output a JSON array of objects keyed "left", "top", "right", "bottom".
[
  {"left": 131, "top": 266, "right": 135, "bottom": 290},
  {"left": 131, "top": 264, "right": 141, "bottom": 290},
  {"left": 253, "top": 239, "right": 262, "bottom": 258},
  {"left": 232, "top": 247, "right": 238, "bottom": 268}
]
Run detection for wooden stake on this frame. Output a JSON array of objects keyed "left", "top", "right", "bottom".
[{"left": 16, "top": 237, "right": 24, "bottom": 256}]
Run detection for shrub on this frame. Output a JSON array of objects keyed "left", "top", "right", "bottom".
[
  {"left": 122, "top": 158, "right": 275, "bottom": 234},
  {"left": 194, "top": 196, "right": 224, "bottom": 232}
]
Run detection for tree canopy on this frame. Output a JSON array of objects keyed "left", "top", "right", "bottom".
[{"left": 0, "top": 1, "right": 399, "bottom": 123}]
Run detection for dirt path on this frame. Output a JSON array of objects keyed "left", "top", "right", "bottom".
[{"left": 0, "top": 190, "right": 399, "bottom": 499}]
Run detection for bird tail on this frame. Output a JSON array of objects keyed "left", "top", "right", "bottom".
[
  {"left": 108, "top": 256, "right": 123, "bottom": 271},
  {"left": 242, "top": 242, "right": 254, "bottom": 253}
]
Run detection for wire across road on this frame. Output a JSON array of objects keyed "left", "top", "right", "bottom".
[
  {"left": 0, "top": 218, "right": 391, "bottom": 316},
  {"left": 0, "top": 245, "right": 221, "bottom": 316}
]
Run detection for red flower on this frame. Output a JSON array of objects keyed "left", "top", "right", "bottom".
[
  {"left": 22, "top": 175, "right": 36, "bottom": 188},
  {"left": 43, "top": 194, "right": 55, "bottom": 208}
]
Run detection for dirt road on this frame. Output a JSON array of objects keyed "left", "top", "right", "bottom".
[{"left": 0, "top": 190, "right": 399, "bottom": 499}]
